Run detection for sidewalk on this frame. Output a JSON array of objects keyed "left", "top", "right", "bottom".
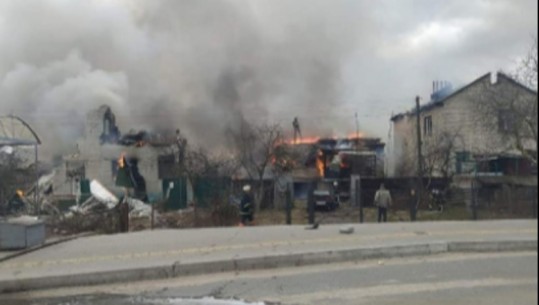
[
  {"left": 0, "top": 220, "right": 536, "bottom": 293},
  {"left": 0, "top": 233, "right": 94, "bottom": 263}
]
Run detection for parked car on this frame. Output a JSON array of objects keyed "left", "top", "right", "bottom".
[{"left": 312, "top": 189, "right": 339, "bottom": 211}]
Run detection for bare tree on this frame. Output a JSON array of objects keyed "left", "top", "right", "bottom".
[
  {"left": 513, "top": 37, "right": 538, "bottom": 165},
  {"left": 228, "top": 121, "right": 284, "bottom": 212},
  {"left": 182, "top": 146, "right": 237, "bottom": 225},
  {"left": 422, "top": 130, "right": 464, "bottom": 179},
  {"left": 473, "top": 38, "right": 538, "bottom": 167},
  {"left": 515, "top": 37, "right": 538, "bottom": 90},
  {"left": 183, "top": 147, "right": 237, "bottom": 186}
]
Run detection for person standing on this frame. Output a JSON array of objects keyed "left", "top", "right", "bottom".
[
  {"left": 292, "top": 117, "right": 302, "bottom": 143},
  {"left": 374, "top": 183, "right": 392, "bottom": 223},
  {"left": 239, "top": 185, "right": 254, "bottom": 226},
  {"left": 409, "top": 188, "right": 417, "bottom": 221}
]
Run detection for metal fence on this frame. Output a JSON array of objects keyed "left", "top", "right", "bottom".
[{"left": 470, "top": 180, "right": 537, "bottom": 220}]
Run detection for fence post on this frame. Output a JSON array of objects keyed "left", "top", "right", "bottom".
[
  {"left": 533, "top": 188, "right": 537, "bottom": 219},
  {"left": 356, "top": 178, "right": 364, "bottom": 223},
  {"left": 285, "top": 187, "right": 292, "bottom": 225},
  {"left": 471, "top": 179, "right": 478, "bottom": 220},
  {"left": 307, "top": 182, "right": 315, "bottom": 225},
  {"left": 151, "top": 202, "right": 155, "bottom": 230}
]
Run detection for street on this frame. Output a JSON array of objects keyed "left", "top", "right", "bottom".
[{"left": 1, "top": 251, "right": 536, "bottom": 305}]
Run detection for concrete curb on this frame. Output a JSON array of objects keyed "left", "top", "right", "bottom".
[
  {"left": 0, "top": 239, "right": 536, "bottom": 293},
  {"left": 448, "top": 240, "right": 537, "bottom": 252}
]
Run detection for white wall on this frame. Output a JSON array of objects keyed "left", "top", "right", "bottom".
[{"left": 390, "top": 73, "right": 535, "bottom": 177}]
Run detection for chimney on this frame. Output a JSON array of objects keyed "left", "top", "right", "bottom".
[{"left": 490, "top": 71, "right": 498, "bottom": 84}]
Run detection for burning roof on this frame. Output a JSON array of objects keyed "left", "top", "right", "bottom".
[
  {"left": 276, "top": 135, "right": 385, "bottom": 179},
  {"left": 97, "top": 106, "right": 178, "bottom": 148}
]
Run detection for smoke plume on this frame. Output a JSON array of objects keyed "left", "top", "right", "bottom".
[{"left": 0, "top": 0, "right": 364, "bottom": 157}]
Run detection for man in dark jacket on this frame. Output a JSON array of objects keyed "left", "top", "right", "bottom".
[{"left": 239, "top": 185, "right": 254, "bottom": 226}]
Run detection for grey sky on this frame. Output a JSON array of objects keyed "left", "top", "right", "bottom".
[{"left": 0, "top": 0, "right": 536, "bottom": 157}]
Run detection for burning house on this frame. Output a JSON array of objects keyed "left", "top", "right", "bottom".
[
  {"left": 53, "top": 105, "right": 190, "bottom": 208},
  {"left": 277, "top": 135, "right": 385, "bottom": 202}
]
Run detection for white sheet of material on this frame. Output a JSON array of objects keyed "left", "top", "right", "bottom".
[{"left": 90, "top": 180, "right": 119, "bottom": 209}]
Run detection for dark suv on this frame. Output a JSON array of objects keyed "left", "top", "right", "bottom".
[{"left": 313, "top": 189, "right": 339, "bottom": 211}]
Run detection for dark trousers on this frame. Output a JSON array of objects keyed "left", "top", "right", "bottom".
[
  {"left": 241, "top": 214, "right": 253, "bottom": 225},
  {"left": 378, "top": 207, "right": 388, "bottom": 223},
  {"left": 118, "top": 202, "right": 129, "bottom": 232}
]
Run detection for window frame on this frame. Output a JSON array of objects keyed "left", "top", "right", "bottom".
[{"left": 423, "top": 115, "right": 433, "bottom": 136}]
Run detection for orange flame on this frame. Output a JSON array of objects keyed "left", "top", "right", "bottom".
[
  {"left": 118, "top": 152, "right": 125, "bottom": 168},
  {"left": 348, "top": 132, "right": 364, "bottom": 139},
  {"left": 279, "top": 136, "right": 320, "bottom": 145},
  {"left": 316, "top": 150, "right": 325, "bottom": 177},
  {"left": 339, "top": 153, "right": 350, "bottom": 169},
  {"left": 16, "top": 189, "right": 24, "bottom": 197}
]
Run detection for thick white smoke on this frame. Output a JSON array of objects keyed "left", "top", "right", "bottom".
[
  {"left": 0, "top": 0, "right": 366, "bottom": 158},
  {"left": 0, "top": 51, "right": 129, "bottom": 151}
]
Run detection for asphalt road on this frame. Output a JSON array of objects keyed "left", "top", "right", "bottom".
[{"left": 1, "top": 251, "right": 536, "bottom": 305}]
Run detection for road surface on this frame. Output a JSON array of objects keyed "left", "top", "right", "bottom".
[
  {"left": 1, "top": 220, "right": 536, "bottom": 293},
  {"left": 1, "top": 251, "right": 536, "bottom": 305}
]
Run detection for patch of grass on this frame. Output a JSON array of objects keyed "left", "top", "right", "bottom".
[{"left": 416, "top": 206, "right": 470, "bottom": 221}]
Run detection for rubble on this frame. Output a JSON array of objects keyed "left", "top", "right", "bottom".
[
  {"left": 66, "top": 196, "right": 107, "bottom": 217},
  {"left": 339, "top": 225, "right": 354, "bottom": 234},
  {"left": 126, "top": 197, "right": 153, "bottom": 218}
]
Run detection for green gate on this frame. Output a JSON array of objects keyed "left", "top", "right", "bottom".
[
  {"left": 162, "top": 178, "right": 188, "bottom": 210},
  {"left": 193, "top": 177, "right": 231, "bottom": 208}
]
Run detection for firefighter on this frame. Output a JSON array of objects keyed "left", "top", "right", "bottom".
[
  {"left": 292, "top": 117, "right": 302, "bottom": 143},
  {"left": 239, "top": 185, "right": 254, "bottom": 226}
]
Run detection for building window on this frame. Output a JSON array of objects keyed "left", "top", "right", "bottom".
[
  {"left": 424, "top": 116, "right": 433, "bottom": 136},
  {"left": 455, "top": 151, "right": 471, "bottom": 174},
  {"left": 66, "top": 160, "right": 86, "bottom": 179},
  {"left": 498, "top": 110, "right": 515, "bottom": 133},
  {"left": 111, "top": 160, "right": 119, "bottom": 179},
  {"left": 158, "top": 154, "right": 179, "bottom": 179}
]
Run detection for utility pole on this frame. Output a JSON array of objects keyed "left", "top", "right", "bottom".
[
  {"left": 415, "top": 96, "right": 423, "bottom": 218},
  {"left": 354, "top": 112, "right": 363, "bottom": 223},
  {"left": 355, "top": 112, "right": 359, "bottom": 140},
  {"left": 307, "top": 181, "right": 315, "bottom": 225},
  {"left": 285, "top": 186, "right": 292, "bottom": 225},
  {"left": 354, "top": 113, "right": 360, "bottom": 176},
  {"left": 34, "top": 144, "right": 39, "bottom": 218}
]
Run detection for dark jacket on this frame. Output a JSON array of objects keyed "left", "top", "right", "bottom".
[{"left": 240, "top": 193, "right": 254, "bottom": 215}]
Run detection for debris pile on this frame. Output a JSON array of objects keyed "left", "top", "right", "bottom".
[{"left": 65, "top": 179, "right": 156, "bottom": 218}]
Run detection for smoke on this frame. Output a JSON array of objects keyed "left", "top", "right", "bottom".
[{"left": 0, "top": 0, "right": 365, "bottom": 157}]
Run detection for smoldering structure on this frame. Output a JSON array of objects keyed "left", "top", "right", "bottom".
[{"left": 53, "top": 105, "right": 184, "bottom": 204}]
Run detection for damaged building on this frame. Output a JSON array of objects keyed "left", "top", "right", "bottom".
[
  {"left": 276, "top": 135, "right": 385, "bottom": 204},
  {"left": 53, "top": 105, "right": 190, "bottom": 209}
]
